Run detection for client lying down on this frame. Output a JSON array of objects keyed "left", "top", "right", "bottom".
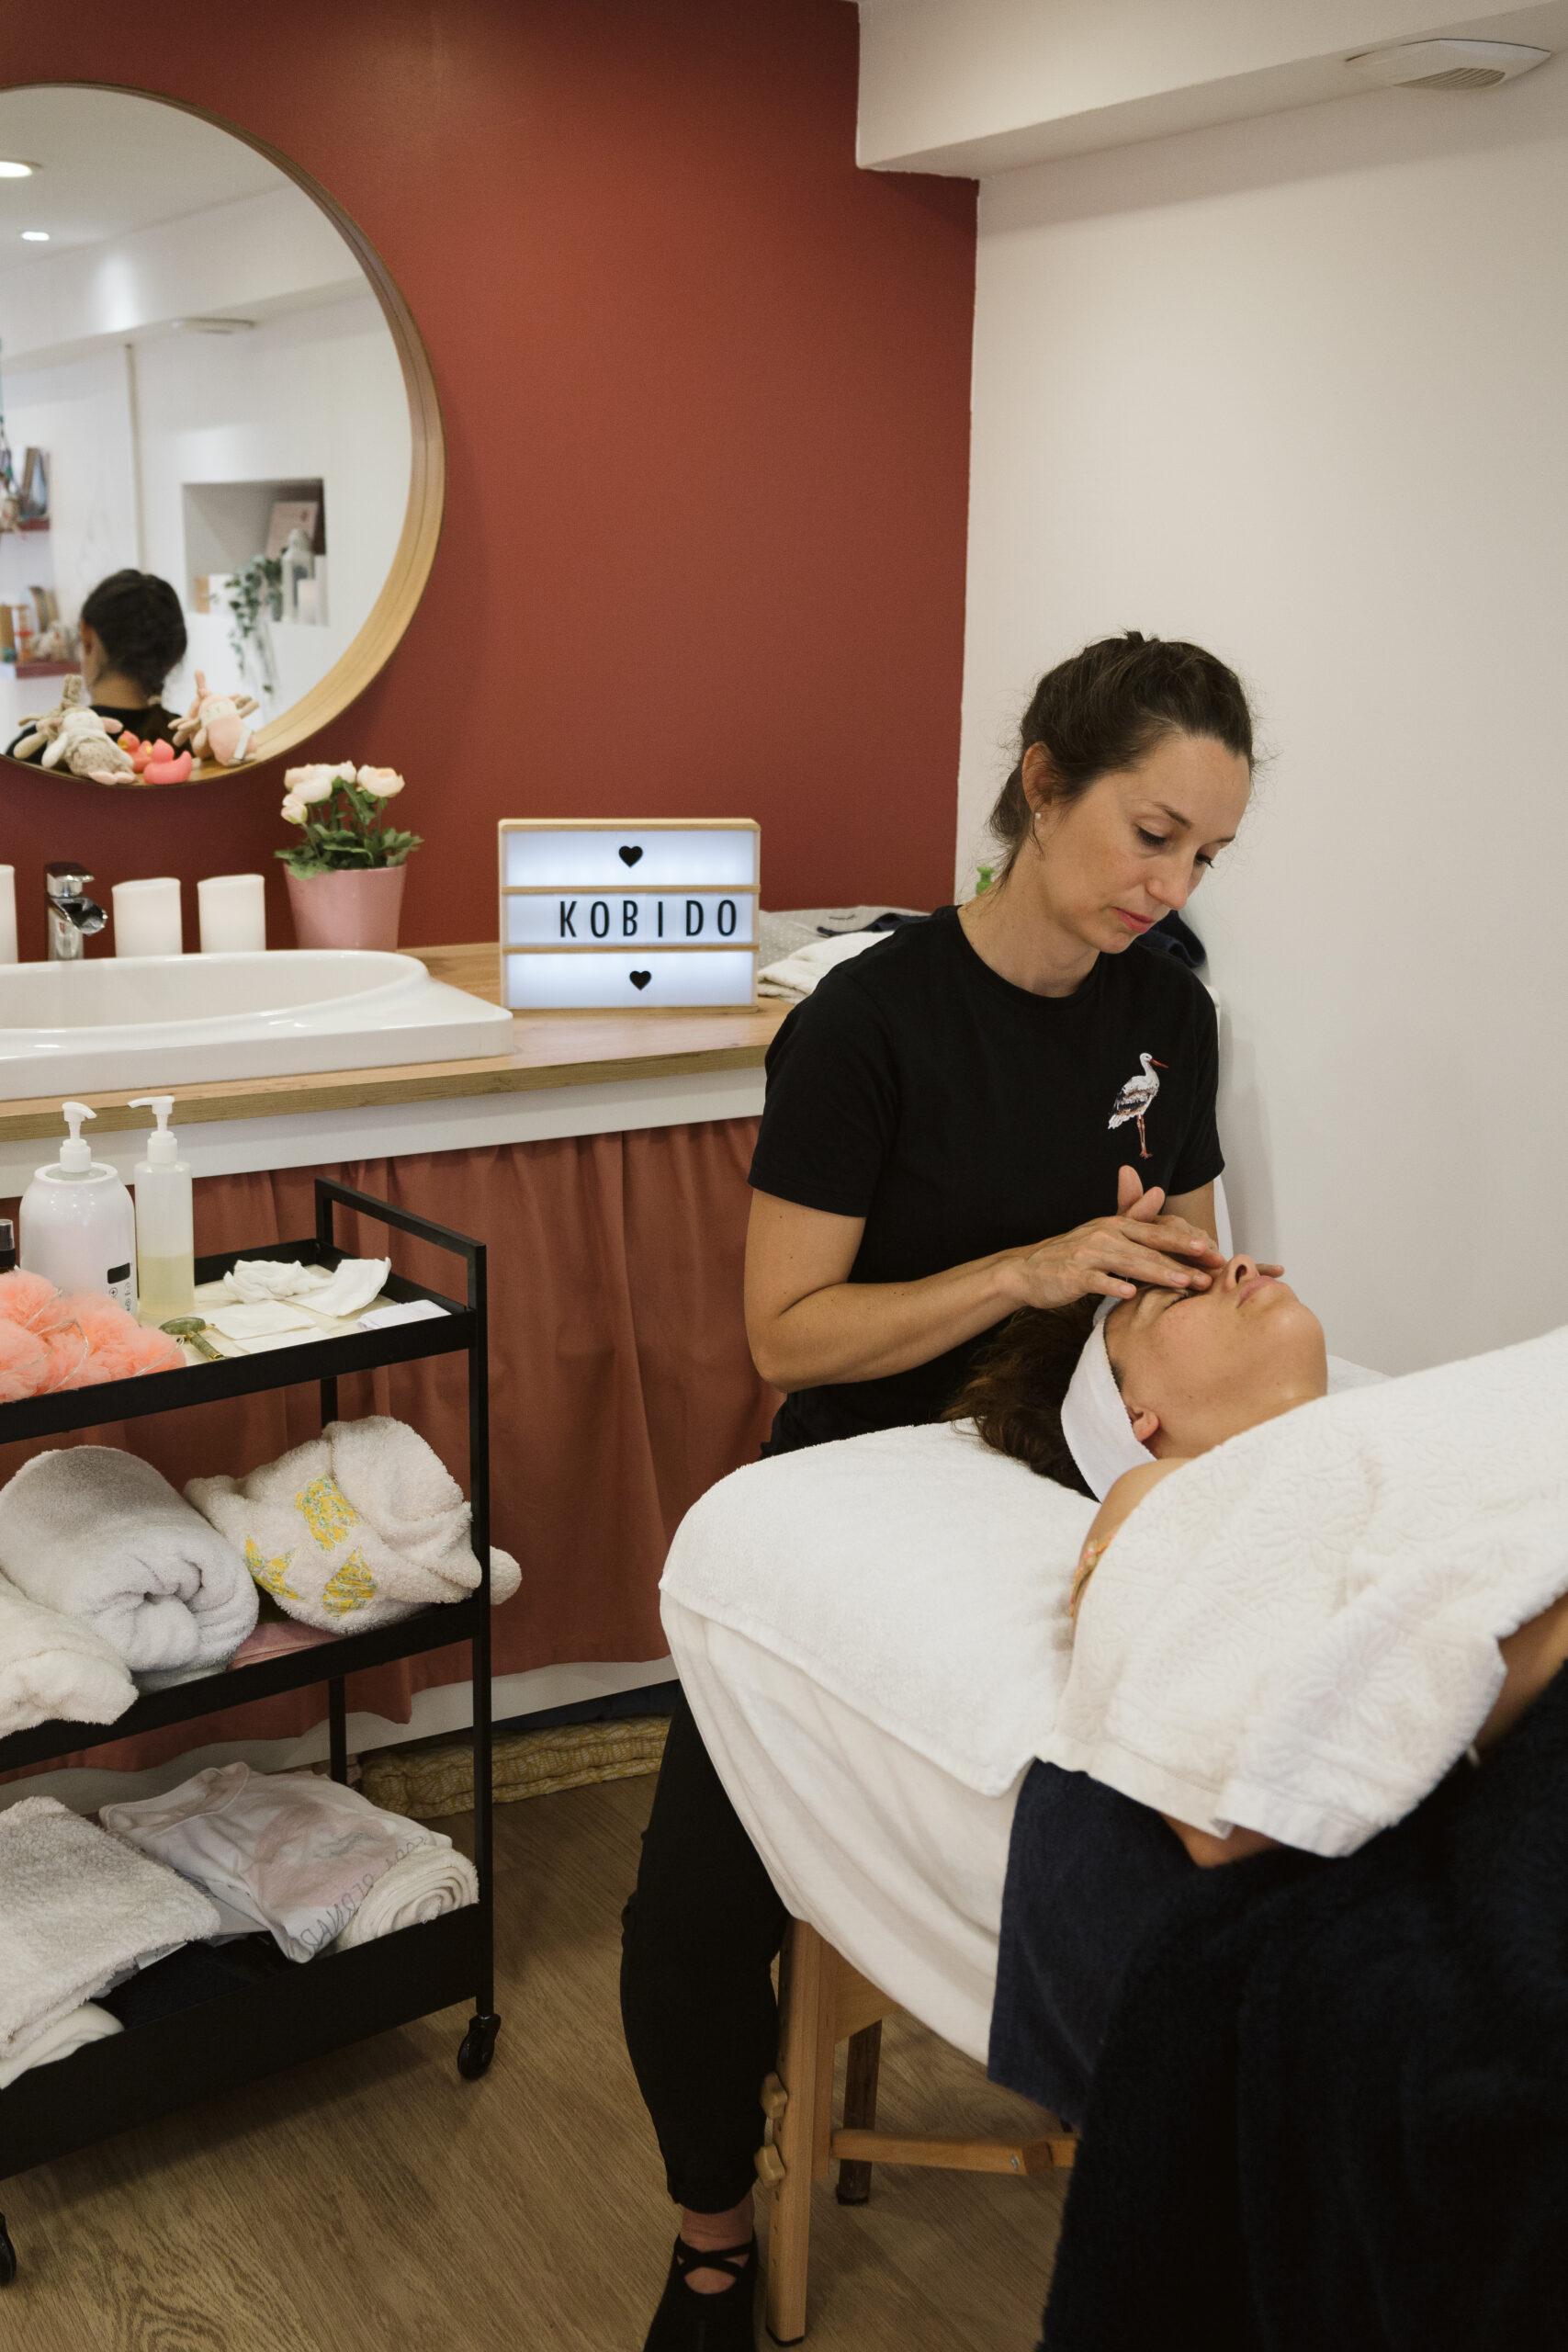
[{"left": 977, "top": 1267, "right": 1568, "bottom": 1863}]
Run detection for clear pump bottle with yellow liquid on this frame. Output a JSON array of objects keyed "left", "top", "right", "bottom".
[{"left": 130, "top": 1095, "right": 195, "bottom": 1326}]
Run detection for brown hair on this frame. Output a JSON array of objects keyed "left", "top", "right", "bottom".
[
  {"left": 987, "top": 631, "right": 1255, "bottom": 878},
  {"left": 946, "top": 1298, "right": 1102, "bottom": 1497}
]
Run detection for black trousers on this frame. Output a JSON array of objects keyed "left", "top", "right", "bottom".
[{"left": 620, "top": 1684, "right": 788, "bottom": 2211}]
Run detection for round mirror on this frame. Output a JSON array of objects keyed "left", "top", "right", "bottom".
[{"left": 0, "top": 83, "right": 442, "bottom": 787}]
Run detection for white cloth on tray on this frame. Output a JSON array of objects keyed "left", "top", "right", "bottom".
[
  {"left": 0, "top": 2000, "right": 121, "bottom": 2090},
  {"left": 0, "top": 1797, "right": 220, "bottom": 2061},
  {"left": 0, "top": 1446, "right": 257, "bottom": 1679},
  {"left": 186, "top": 1416, "right": 519, "bottom": 1634},
  {"left": 101, "top": 1762, "right": 465, "bottom": 1962},
  {"left": 209, "top": 1256, "right": 391, "bottom": 1317},
  {"left": 0, "top": 1567, "right": 138, "bottom": 1736},
  {"left": 1046, "top": 1323, "right": 1568, "bottom": 1858}
]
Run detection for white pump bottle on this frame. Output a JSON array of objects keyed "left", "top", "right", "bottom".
[
  {"left": 18, "top": 1101, "right": 138, "bottom": 1312},
  {"left": 130, "top": 1095, "right": 195, "bottom": 1327}
]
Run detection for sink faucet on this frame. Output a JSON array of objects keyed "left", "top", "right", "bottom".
[{"left": 44, "top": 862, "right": 107, "bottom": 961}]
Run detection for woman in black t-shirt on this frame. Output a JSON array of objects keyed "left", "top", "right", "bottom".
[
  {"left": 6, "top": 569, "right": 186, "bottom": 761},
  {"left": 624, "top": 635, "right": 1269, "bottom": 2350}
]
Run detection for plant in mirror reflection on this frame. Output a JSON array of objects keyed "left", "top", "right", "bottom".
[
  {"left": 276, "top": 763, "right": 423, "bottom": 875},
  {"left": 223, "top": 554, "right": 283, "bottom": 700}
]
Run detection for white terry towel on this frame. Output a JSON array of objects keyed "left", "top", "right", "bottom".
[
  {"left": 333, "top": 1842, "right": 479, "bottom": 1950},
  {"left": 0, "top": 1796, "right": 220, "bottom": 2061},
  {"left": 186, "top": 1416, "right": 519, "bottom": 1634},
  {"left": 0, "top": 1448, "right": 258, "bottom": 1680},
  {"left": 103, "top": 1763, "right": 468, "bottom": 1962},
  {"left": 661, "top": 1419, "right": 1098, "bottom": 1797},
  {"left": 0, "top": 2002, "right": 121, "bottom": 2091},
  {"left": 757, "top": 930, "right": 887, "bottom": 1001},
  {"left": 1046, "top": 1322, "right": 1568, "bottom": 1859},
  {"left": 0, "top": 1568, "right": 138, "bottom": 1736}
]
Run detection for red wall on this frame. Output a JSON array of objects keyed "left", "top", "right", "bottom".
[{"left": 1, "top": 0, "right": 976, "bottom": 963}]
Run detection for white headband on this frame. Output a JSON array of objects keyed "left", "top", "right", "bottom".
[{"left": 1060, "top": 1297, "right": 1156, "bottom": 1500}]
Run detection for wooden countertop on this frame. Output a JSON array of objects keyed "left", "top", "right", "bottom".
[{"left": 0, "top": 944, "right": 790, "bottom": 1143}]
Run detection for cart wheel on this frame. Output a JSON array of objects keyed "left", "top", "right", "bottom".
[
  {"left": 0, "top": 2215, "right": 17, "bottom": 2287},
  {"left": 457, "top": 2012, "right": 501, "bottom": 2080}
]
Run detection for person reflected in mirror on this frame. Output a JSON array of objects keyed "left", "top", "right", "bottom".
[{"left": 6, "top": 569, "right": 186, "bottom": 758}]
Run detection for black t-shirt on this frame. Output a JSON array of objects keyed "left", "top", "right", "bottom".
[{"left": 748, "top": 904, "right": 1224, "bottom": 1447}]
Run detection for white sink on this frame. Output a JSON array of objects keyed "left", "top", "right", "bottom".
[{"left": 0, "top": 951, "right": 515, "bottom": 1100}]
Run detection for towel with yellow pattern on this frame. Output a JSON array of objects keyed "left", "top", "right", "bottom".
[{"left": 186, "top": 1416, "right": 520, "bottom": 1634}]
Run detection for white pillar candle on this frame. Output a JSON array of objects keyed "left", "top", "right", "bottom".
[
  {"left": 0, "top": 865, "right": 16, "bottom": 964},
  {"left": 197, "top": 872, "right": 266, "bottom": 954},
  {"left": 112, "top": 877, "right": 184, "bottom": 959}
]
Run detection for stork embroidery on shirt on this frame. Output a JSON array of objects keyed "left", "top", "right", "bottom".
[{"left": 1108, "top": 1053, "right": 1168, "bottom": 1161}]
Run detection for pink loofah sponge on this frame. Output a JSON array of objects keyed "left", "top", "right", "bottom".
[{"left": 0, "top": 1270, "right": 185, "bottom": 1398}]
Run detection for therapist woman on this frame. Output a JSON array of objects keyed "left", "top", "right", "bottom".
[{"left": 623, "top": 630, "right": 1259, "bottom": 2351}]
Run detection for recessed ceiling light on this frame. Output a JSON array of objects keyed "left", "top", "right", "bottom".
[
  {"left": 0, "top": 160, "right": 38, "bottom": 179},
  {"left": 19, "top": 231, "right": 50, "bottom": 243}
]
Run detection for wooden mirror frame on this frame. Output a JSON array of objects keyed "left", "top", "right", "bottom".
[{"left": 0, "top": 81, "right": 445, "bottom": 787}]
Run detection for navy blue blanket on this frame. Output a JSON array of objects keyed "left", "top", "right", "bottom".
[{"left": 1038, "top": 1665, "right": 1568, "bottom": 2352}]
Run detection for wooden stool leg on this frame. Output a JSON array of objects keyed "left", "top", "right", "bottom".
[
  {"left": 761, "top": 1924, "right": 835, "bottom": 2346},
  {"left": 835, "top": 2020, "right": 883, "bottom": 2205}
]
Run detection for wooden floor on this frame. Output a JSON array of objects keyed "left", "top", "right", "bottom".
[{"left": 1, "top": 1776, "right": 1064, "bottom": 2351}]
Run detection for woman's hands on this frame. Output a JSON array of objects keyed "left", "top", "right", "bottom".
[{"left": 995, "top": 1165, "right": 1225, "bottom": 1312}]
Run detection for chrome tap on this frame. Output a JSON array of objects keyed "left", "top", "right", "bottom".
[{"left": 44, "top": 862, "right": 107, "bottom": 961}]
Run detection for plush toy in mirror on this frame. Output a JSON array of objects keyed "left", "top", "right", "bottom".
[
  {"left": 10, "top": 676, "right": 138, "bottom": 786},
  {"left": 172, "top": 669, "right": 259, "bottom": 767}
]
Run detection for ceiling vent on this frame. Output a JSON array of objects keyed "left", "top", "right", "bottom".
[
  {"left": 170, "top": 315, "right": 257, "bottom": 335},
  {"left": 1346, "top": 39, "right": 1551, "bottom": 92}
]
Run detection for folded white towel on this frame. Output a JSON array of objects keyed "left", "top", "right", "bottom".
[
  {"left": 0, "top": 2000, "right": 121, "bottom": 2091},
  {"left": 1045, "top": 1323, "right": 1568, "bottom": 1858},
  {"left": 186, "top": 1416, "right": 519, "bottom": 1634},
  {"left": 333, "top": 1841, "right": 479, "bottom": 1949},
  {"left": 0, "top": 1448, "right": 258, "bottom": 1679},
  {"left": 757, "top": 930, "right": 887, "bottom": 1001},
  {"left": 211, "top": 1257, "right": 390, "bottom": 1317},
  {"left": 0, "top": 1568, "right": 138, "bottom": 1736},
  {"left": 662, "top": 1419, "right": 1097, "bottom": 1796},
  {"left": 103, "top": 1763, "right": 462, "bottom": 1962},
  {"left": 0, "top": 1797, "right": 220, "bottom": 2060}
]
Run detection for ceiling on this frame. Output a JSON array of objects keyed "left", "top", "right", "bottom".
[{"left": 0, "top": 85, "right": 282, "bottom": 255}]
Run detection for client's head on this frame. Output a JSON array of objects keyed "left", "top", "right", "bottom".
[{"left": 953, "top": 1255, "right": 1327, "bottom": 1494}]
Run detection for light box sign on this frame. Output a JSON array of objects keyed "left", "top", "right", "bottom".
[{"left": 499, "top": 820, "right": 760, "bottom": 1011}]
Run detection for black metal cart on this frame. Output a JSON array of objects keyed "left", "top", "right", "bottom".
[{"left": 0, "top": 1180, "right": 500, "bottom": 2289}]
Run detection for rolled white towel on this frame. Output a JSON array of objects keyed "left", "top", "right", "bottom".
[
  {"left": 0, "top": 1569, "right": 138, "bottom": 1736},
  {"left": 0, "top": 1797, "right": 220, "bottom": 2061},
  {"left": 0, "top": 1447, "right": 257, "bottom": 1679},
  {"left": 186, "top": 1416, "right": 519, "bottom": 1635},
  {"left": 333, "top": 1842, "right": 479, "bottom": 1949},
  {"left": 0, "top": 2000, "right": 120, "bottom": 2091}
]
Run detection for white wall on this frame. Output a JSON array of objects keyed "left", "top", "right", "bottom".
[{"left": 956, "top": 65, "right": 1568, "bottom": 1372}]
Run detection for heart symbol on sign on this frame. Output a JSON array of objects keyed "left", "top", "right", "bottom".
[
  {"left": 629, "top": 970, "right": 651, "bottom": 990},
  {"left": 618, "top": 845, "right": 644, "bottom": 867}
]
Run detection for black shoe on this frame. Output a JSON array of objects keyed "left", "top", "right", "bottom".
[{"left": 641, "top": 2237, "right": 758, "bottom": 2351}]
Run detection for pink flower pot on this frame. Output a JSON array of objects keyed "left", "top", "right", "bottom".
[{"left": 286, "top": 865, "right": 407, "bottom": 952}]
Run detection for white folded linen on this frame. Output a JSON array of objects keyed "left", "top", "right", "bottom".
[
  {"left": 333, "top": 1841, "right": 479, "bottom": 1949},
  {"left": 0, "top": 1447, "right": 258, "bottom": 1679},
  {"left": 186, "top": 1416, "right": 520, "bottom": 1634},
  {"left": 757, "top": 930, "right": 887, "bottom": 1001},
  {"left": 0, "top": 1796, "right": 220, "bottom": 2061},
  {"left": 209, "top": 1256, "right": 391, "bottom": 1317},
  {"left": 662, "top": 1419, "right": 1097, "bottom": 1796},
  {"left": 0, "top": 2001, "right": 121, "bottom": 2090},
  {"left": 0, "top": 1568, "right": 138, "bottom": 1735},
  {"left": 102, "top": 1763, "right": 462, "bottom": 1962},
  {"left": 1046, "top": 1323, "right": 1568, "bottom": 1859}
]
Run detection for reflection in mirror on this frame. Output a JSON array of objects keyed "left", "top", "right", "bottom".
[{"left": 0, "top": 85, "right": 432, "bottom": 786}]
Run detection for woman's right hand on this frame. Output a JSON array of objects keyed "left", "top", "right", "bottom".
[{"left": 994, "top": 1179, "right": 1222, "bottom": 1312}]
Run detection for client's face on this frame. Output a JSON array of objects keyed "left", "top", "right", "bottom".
[{"left": 1102, "top": 1253, "right": 1327, "bottom": 1457}]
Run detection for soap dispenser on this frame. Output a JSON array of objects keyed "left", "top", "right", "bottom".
[
  {"left": 18, "top": 1102, "right": 138, "bottom": 1312},
  {"left": 130, "top": 1095, "right": 195, "bottom": 1326}
]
